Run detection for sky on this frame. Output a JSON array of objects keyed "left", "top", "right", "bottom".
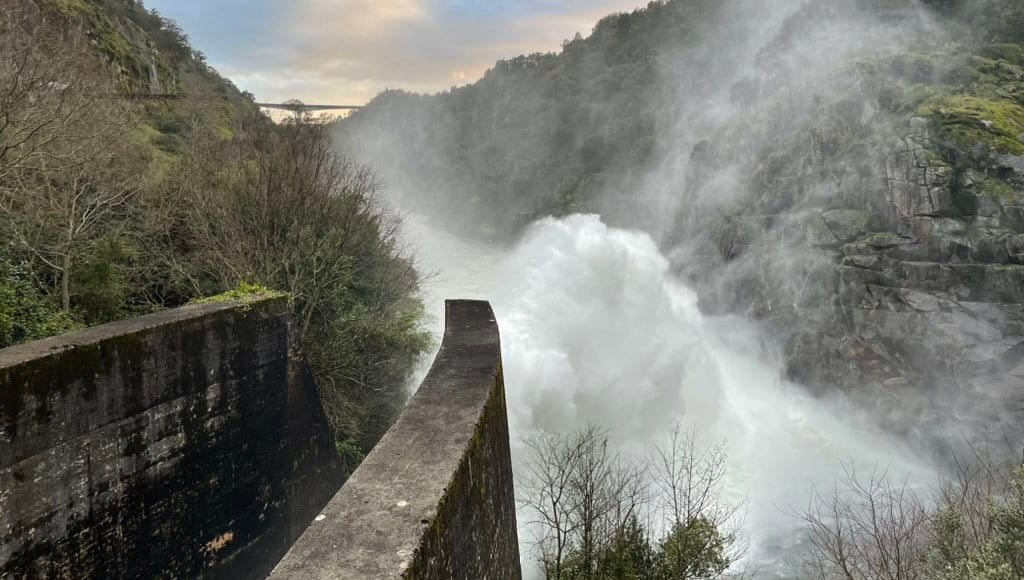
[{"left": 146, "top": 0, "right": 647, "bottom": 106}]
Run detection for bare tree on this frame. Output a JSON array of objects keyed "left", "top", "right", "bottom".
[
  {"left": 0, "top": 2, "right": 130, "bottom": 176},
  {"left": 650, "top": 423, "right": 747, "bottom": 579},
  {"left": 0, "top": 1, "right": 139, "bottom": 312},
  {"left": 520, "top": 423, "right": 749, "bottom": 580},
  {"left": 1, "top": 158, "right": 139, "bottom": 311},
  {"left": 520, "top": 427, "right": 599, "bottom": 580},
  {"left": 795, "top": 444, "right": 1024, "bottom": 580},
  {"left": 794, "top": 464, "right": 931, "bottom": 580},
  {"left": 520, "top": 426, "right": 650, "bottom": 580}
]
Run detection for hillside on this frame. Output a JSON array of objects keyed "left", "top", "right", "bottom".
[
  {"left": 0, "top": 0, "right": 429, "bottom": 457},
  {"left": 52, "top": 0, "right": 257, "bottom": 164},
  {"left": 337, "top": 0, "right": 1024, "bottom": 450}
]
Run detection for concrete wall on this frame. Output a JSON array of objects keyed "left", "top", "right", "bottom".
[
  {"left": 270, "top": 300, "right": 521, "bottom": 580},
  {"left": 0, "top": 297, "right": 344, "bottom": 578}
]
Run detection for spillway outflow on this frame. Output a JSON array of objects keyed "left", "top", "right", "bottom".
[{"left": 410, "top": 213, "right": 937, "bottom": 576}]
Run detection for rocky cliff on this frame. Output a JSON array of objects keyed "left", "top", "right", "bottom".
[{"left": 695, "top": 35, "right": 1024, "bottom": 450}]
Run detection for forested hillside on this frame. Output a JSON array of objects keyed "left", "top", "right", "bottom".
[
  {"left": 337, "top": 0, "right": 1024, "bottom": 239},
  {"left": 0, "top": 0, "right": 429, "bottom": 458}
]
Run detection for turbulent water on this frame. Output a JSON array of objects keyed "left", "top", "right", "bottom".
[{"left": 406, "top": 212, "right": 937, "bottom": 577}]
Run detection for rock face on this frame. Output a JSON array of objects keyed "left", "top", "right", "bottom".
[
  {"left": 673, "top": 41, "right": 1024, "bottom": 453},
  {"left": 0, "top": 298, "right": 344, "bottom": 578},
  {"left": 761, "top": 122, "right": 1024, "bottom": 450}
]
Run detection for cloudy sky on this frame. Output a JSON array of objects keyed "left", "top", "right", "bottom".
[{"left": 147, "top": 0, "right": 646, "bottom": 105}]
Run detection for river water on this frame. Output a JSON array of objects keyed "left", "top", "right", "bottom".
[{"left": 403, "top": 212, "right": 937, "bottom": 577}]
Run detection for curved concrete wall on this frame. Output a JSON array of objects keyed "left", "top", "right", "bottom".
[
  {"left": 270, "top": 300, "right": 521, "bottom": 580},
  {"left": 0, "top": 297, "right": 344, "bottom": 578}
]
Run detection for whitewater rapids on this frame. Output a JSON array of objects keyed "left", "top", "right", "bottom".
[{"left": 407, "top": 213, "right": 936, "bottom": 577}]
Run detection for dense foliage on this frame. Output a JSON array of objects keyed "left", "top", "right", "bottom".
[{"left": 0, "top": 0, "right": 428, "bottom": 454}]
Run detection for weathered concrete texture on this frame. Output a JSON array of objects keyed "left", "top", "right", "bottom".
[
  {"left": 0, "top": 297, "right": 344, "bottom": 578},
  {"left": 270, "top": 300, "right": 521, "bottom": 580}
]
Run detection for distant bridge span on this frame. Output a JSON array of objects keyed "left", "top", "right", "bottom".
[{"left": 257, "top": 102, "right": 364, "bottom": 113}]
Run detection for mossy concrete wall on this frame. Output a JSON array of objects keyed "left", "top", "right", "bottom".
[
  {"left": 270, "top": 300, "right": 521, "bottom": 580},
  {"left": 0, "top": 297, "right": 344, "bottom": 578}
]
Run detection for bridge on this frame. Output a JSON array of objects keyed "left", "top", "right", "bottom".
[
  {"left": 257, "top": 101, "right": 364, "bottom": 115},
  {"left": 102, "top": 94, "right": 369, "bottom": 118}
]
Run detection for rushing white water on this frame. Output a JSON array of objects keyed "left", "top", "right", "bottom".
[{"left": 407, "top": 212, "right": 937, "bottom": 576}]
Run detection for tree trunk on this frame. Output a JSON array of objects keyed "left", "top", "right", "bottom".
[{"left": 61, "top": 253, "right": 70, "bottom": 312}]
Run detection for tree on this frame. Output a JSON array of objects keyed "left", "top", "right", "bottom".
[
  {"left": 1, "top": 152, "right": 139, "bottom": 313},
  {"left": 0, "top": 260, "right": 79, "bottom": 348},
  {"left": 520, "top": 426, "right": 649, "bottom": 580},
  {"left": 650, "top": 425, "right": 745, "bottom": 579},
  {"left": 519, "top": 424, "right": 742, "bottom": 579},
  {"left": 656, "top": 517, "right": 733, "bottom": 579},
  {"left": 796, "top": 447, "right": 1024, "bottom": 580},
  {"left": 598, "top": 517, "right": 656, "bottom": 580},
  {"left": 794, "top": 464, "right": 930, "bottom": 580},
  {"left": 0, "top": 1, "right": 139, "bottom": 313},
  {"left": 173, "top": 114, "right": 429, "bottom": 450}
]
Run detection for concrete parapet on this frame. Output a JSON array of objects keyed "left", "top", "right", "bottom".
[
  {"left": 0, "top": 297, "right": 343, "bottom": 578},
  {"left": 270, "top": 299, "right": 521, "bottom": 580}
]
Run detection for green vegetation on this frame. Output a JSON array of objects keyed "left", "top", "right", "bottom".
[
  {"left": 0, "top": 0, "right": 428, "bottom": 454},
  {"left": 918, "top": 95, "right": 1024, "bottom": 155},
  {"left": 521, "top": 425, "right": 742, "bottom": 579},
  {"left": 189, "top": 282, "right": 284, "bottom": 305},
  {"left": 798, "top": 459, "right": 1024, "bottom": 579},
  {"left": 930, "top": 472, "right": 1024, "bottom": 580},
  {"left": 977, "top": 176, "right": 1021, "bottom": 202},
  {"left": 335, "top": 439, "right": 367, "bottom": 476},
  {"left": 0, "top": 262, "right": 81, "bottom": 349}
]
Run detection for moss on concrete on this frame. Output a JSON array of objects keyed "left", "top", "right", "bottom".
[{"left": 191, "top": 282, "right": 285, "bottom": 306}]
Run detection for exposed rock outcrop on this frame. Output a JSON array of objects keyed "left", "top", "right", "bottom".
[{"left": 677, "top": 39, "right": 1024, "bottom": 453}]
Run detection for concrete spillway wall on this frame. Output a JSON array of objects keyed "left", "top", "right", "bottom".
[
  {"left": 270, "top": 299, "right": 521, "bottom": 579},
  {"left": 0, "top": 297, "right": 344, "bottom": 578}
]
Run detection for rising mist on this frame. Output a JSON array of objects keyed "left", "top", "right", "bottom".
[{"left": 335, "top": 0, "right": 1024, "bottom": 575}]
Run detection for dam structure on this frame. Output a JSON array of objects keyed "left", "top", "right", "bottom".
[{"left": 0, "top": 296, "right": 519, "bottom": 578}]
